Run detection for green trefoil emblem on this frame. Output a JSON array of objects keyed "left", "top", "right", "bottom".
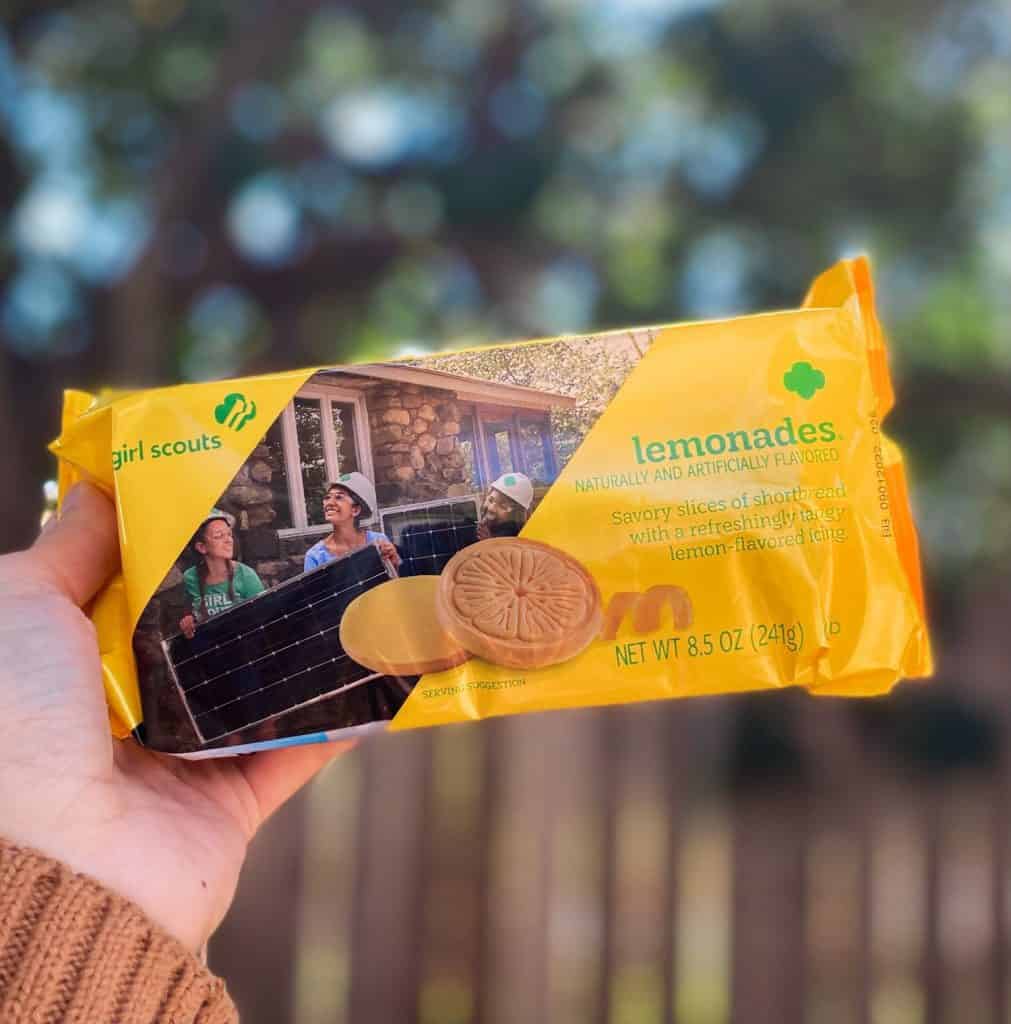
[
  {"left": 214, "top": 392, "right": 258, "bottom": 431},
  {"left": 784, "top": 361, "right": 826, "bottom": 400}
]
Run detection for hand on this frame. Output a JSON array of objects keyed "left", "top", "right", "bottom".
[
  {"left": 179, "top": 613, "right": 196, "bottom": 639},
  {"left": 377, "top": 537, "right": 401, "bottom": 568},
  {"left": 0, "top": 483, "right": 353, "bottom": 952},
  {"left": 476, "top": 521, "right": 491, "bottom": 541}
]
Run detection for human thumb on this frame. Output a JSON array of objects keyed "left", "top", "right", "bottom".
[{"left": 30, "top": 482, "right": 120, "bottom": 607}]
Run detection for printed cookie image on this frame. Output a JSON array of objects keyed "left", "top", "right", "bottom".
[
  {"left": 340, "top": 575, "right": 472, "bottom": 676},
  {"left": 437, "top": 538, "right": 603, "bottom": 669}
]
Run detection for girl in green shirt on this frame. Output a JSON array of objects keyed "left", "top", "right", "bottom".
[{"left": 179, "top": 510, "right": 265, "bottom": 638}]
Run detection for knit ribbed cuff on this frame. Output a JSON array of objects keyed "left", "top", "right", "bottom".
[{"left": 0, "top": 839, "right": 237, "bottom": 1024}]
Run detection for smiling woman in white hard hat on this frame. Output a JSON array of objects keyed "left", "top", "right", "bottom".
[
  {"left": 179, "top": 509, "right": 265, "bottom": 639},
  {"left": 476, "top": 472, "right": 534, "bottom": 540},
  {"left": 303, "top": 472, "right": 401, "bottom": 572}
]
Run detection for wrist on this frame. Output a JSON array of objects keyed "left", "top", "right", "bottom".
[
  {"left": 0, "top": 775, "right": 221, "bottom": 953},
  {"left": 0, "top": 838, "right": 235, "bottom": 1020}
]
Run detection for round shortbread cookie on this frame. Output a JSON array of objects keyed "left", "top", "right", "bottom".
[
  {"left": 436, "top": 537, "right": 602, "bottom": 669},
  {"left": 340, "top": 575, "right": 471, "bottom": 676}
]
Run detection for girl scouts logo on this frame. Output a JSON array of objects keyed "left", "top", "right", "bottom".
[
  {"left": 783, "top": 361, "right": 826, "bottom": 400},
  {"left": 214, "top": 392, "right": 257, "bottom": 432}
]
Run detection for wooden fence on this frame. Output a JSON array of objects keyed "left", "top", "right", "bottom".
[
  {"left": 2, "top": 368, "right": 1006, "bottom": 1024},
  {"left": 210, "top": 613, "right": 1011, "bottom": 1024}
]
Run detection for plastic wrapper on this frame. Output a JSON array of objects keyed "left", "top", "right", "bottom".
[{"left": 50, "top": 257, "right": 932, "bottom": 757}]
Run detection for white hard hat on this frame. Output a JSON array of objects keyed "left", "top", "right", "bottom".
[
  {"left": 198, "top": 508, "right": 235, "bottom": 531},
  {"left": 490, "top": 472, "right": 534, "bottom": 511},
  {"left": 331, "top": 472, "right": 378, "bottom": 515}
]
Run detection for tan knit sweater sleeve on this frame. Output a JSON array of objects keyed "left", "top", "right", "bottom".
[{"left": 0, "top": 839, "right": 238, "bottom": 1023}]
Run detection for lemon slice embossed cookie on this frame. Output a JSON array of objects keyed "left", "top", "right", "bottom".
[{"left": 437, "top": 537, "right": 602, "bottom": 669}]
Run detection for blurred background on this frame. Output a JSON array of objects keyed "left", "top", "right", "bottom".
[{"left": 1, "top": 0, "right": 1009, "bottom": 1021}]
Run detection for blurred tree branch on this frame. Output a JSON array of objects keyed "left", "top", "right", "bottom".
[
  {"left": 109, "top": 0, "right": 327, "bottom": 384},
  {"left": 0, "top": 361, "right": 33, "bottom": 547},
  {"left": 900, "top": 369, "right": 1011, "bottom": 416}
]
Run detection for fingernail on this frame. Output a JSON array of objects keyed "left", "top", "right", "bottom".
[
  {"left": 60, "top": 481, "right": 95, "bottom": 517},
  {"left": 61, "top": 483, "right": 85, "bottom": 515}
]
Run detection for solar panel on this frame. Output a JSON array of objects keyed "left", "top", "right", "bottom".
[
  {"left": 380, "top": 497, "right": 480, "bottom": 576},
  {"left": 162, "top": 544, "right": 396, "bottom": 744}
]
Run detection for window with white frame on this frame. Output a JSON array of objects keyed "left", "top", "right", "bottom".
[
  {"left": 262, "top": 385, "right": 373, "bottom": 533},
  {"left": 260, "top": 384, "right": 559, "bottom": 534}
]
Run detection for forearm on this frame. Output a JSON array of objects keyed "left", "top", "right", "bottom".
[{"left": 0, "top": 839, "right": 237, "bottom": 1024}]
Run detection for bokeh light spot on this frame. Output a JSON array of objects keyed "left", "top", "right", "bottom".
[
  {"left": 230, "top": 82, "right": 286, "bottom": 142},
  {"left": 180, "top": 285, "right": 265, "bottom": 380},
  {"left": 227, "top": 175, "right": 301, "bottom": 266}
]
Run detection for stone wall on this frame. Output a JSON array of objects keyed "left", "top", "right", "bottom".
[
  {"left": 363, "top": 381, "right": 471, "bottom": 506},
  {"left": 218, "top": 443, "right": 307, "bottom": 589}
]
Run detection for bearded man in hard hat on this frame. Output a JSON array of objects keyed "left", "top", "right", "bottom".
[{"left": 476, "top": 472, "right": 534, "bottom": 540}]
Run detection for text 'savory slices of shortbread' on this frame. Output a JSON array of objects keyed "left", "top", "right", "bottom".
[
  {"left": 340, "top": 575, "right": 471, "bottom": 676},
  {"left": 437, "top": 537, "right": 603, "bottom": 670}
]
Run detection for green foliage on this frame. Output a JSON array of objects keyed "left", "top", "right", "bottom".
[{"left": 1, "top": 0, "right": 1007, "bottom": 590}]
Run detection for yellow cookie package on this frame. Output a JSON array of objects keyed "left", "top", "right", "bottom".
[{"left": 50, "top": 256, "right": 931, "bottom": 757}]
